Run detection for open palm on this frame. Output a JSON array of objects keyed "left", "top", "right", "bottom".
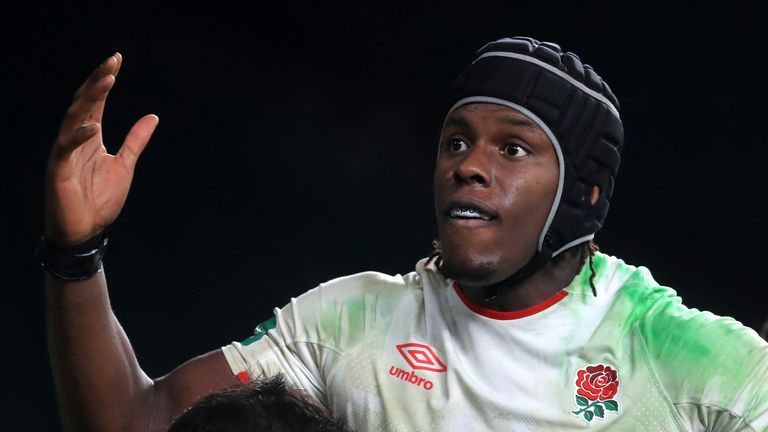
[{"left": 45, "top": 53, "right": 158, "bottom": 245}]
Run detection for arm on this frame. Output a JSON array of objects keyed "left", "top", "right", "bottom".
[{"left": 45, "top": 53, "right": 239, "bottom": 432}]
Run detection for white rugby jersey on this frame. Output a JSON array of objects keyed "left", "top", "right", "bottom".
[{"left": 222, "top": 253, "right": 768, "bottom": 431}]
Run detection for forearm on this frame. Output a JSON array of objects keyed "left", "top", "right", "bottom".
[{"left": 46, "top": 269, "right": 154, "bottom": 431}]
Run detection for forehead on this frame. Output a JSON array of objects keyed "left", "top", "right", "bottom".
[{"left": 443, "top": 103, "right": 544, "bottom": 136}]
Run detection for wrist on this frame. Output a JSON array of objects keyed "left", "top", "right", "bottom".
[
  {"left": 35, "top": 231, "right": 109, "bottom": 281},
  {"left": 43, "top": 219, "right": 103, "bottom": 246}
]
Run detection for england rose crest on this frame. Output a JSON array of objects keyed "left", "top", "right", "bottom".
[{"left": 570, "top": 364, "right": 620, "bottom": 423}]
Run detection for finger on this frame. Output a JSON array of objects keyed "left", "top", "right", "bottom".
[
  {"left": 73, "top": 54, "right": 118, "bottom": 100},
  {"left": 87, "top": 53, "right": 122, "bottom": 123},
  {"left": 86, "top": 75, "right": 116, "bottom": 124},
  {"left": 60, "top": 74, "right": 116, "bottom": 133},
  {"left": 117, "top": 114, "right": 159, "bottom": 171},
  {"left": 61, "top": 54, "right": 119, "bottom": 131},
  {"left": 52, "top": 122, "right": 101, "bottom": 159},
  {"left": 113, "top": 52, "right": 123, "bottom": 78}
]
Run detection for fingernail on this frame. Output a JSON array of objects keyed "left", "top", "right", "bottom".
[{"left": 100, "top": 54, "right": 116, "bottom": 67}]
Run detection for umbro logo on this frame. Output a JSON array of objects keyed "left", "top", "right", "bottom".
[
  {"left": 396, "top": 343, "right": 447, "bottom": 372},
  {"left": 388, "top": 342, "right": 446, "bottom": 391}
]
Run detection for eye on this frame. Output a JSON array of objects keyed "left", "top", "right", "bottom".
[
  {"left": 504, "top": 143, "right": 529, "bottom": 157},
  {"left": 446, "top": 138, "right": 469, "bottom": 153}
]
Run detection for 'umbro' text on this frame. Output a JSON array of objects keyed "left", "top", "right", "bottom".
[{"left": 388, "top": 365, "right": 434, "bottom": 390}]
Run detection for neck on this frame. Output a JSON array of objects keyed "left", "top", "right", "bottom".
[{"left": 458, "top": 248, "right": 585, "bottom": 312}]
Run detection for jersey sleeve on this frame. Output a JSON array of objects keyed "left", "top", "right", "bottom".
[
  {"left": 637, "top": 286, "right": 768, "bottom": 431},
  {"left": 221, "top": 271, "right": 409, "bottom": 403}
]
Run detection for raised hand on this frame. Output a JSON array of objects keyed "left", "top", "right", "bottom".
[{"left": 45, "top": 53, "right": 158, "bottom": 245}]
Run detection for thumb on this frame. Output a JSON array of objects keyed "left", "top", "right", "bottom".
[{"left": 117, "top": 114, "right": 159, "bottom": 172}]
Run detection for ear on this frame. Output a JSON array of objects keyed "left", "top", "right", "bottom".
[{"left": 590, "top": 186, "right": 601, "bottom": 205}]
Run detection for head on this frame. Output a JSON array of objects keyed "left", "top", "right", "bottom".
[
  {"left": 167, "top": 375, "right": 351, "bottom": 432},
  {"left": 433, "top": 37, "right": 623, "bottom": 291}
]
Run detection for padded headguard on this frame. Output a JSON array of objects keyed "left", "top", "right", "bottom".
[{"left": 445, "top": 37, "right": 624, "bottom": 298}]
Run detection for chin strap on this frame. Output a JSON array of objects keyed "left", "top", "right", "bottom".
[{"left": 482, "top": 247, "right": 554, "bottom": 302}]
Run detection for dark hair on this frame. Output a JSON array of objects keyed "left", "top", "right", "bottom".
[
  {"left": 167, "top": 375, "right": 351, "bottom": 432},
  {"left": 427, "top": 240, "right": 600, "bottom": 296}
]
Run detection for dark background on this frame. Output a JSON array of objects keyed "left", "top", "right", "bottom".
[{"left": 2, "top": 1, "right": 766, "bottom": 429}]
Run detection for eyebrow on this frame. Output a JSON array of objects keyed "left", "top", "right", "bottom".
[
  {"left": 443, "top": 113, "right": 540, "bottom": 134},
  {"left": 443, "top": 116, "right": 471, "bottom": 130}
]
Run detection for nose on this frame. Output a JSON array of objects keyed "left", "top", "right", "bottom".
[{"left": 453, "top": 145, "right": 491, "bottom": 187}]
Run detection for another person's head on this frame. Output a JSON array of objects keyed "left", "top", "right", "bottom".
[
  {"left": 433, "top": 37, "right": 623, "bottom": 295},
  {"left": 167, "top": 375, "right": 351, "bottom": 432}
]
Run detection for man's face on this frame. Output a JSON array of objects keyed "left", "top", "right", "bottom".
[{"left": 434, "top": 103, "right": 559, "bottom": 286}]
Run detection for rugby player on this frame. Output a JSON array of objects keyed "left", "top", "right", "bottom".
[{"left": 41, "top": 37, "right": 768, "bottom": 431}]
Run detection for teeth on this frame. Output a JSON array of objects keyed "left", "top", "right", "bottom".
[{"left": 450, "top": 207, "right": 492, "bottom": 220}]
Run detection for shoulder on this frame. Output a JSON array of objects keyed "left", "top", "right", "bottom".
[
  {"left": 635, "top": 285, "right": 768, "bottom": 393},
  {"left": 292, "top": 257, "right": 437, "bottom": 308},
  {"left": 570, "top": 252, "right": 660, "bottom": 302},
  {"left": 599, "top": 255, "right": 768, "bottom": 427},
  {"left": 293, "top": 268, "right": 420, "bottom": 309},
  {"left": 316, "top": 270, "right": 416, "bottom": 294},
  {"left": 595, "top": 253, "right": 767, "bottom": 369},
  {"left": 588, "top": 252, "right": 659, "bottom": 296},
  {"left": 274, "top": 267, "right": 423, "bottom": 350},
  {"left": 589, "top": 252, "right": 698, "bottom": 327}
]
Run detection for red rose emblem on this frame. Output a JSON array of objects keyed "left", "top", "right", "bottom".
[
  {"left": 575, "top": 364, "right": 619, "bottom": 401},
  {"left": 571, "top": 364, "right": 620, "bottom": 422}
]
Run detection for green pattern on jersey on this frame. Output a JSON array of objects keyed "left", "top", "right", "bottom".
[
  {"left": 586, "top": 253, "right": 768, "bottom": 426},
  {"left": 242, "top": 316, "right": 277, "bottom": 346}
]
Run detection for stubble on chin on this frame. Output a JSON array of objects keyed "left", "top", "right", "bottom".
[{"left": 439, "top": 250, "right": 499, "bottom": 285}]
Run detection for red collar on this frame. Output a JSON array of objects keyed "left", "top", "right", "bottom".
[{"left": 452, "top": 282, "right": 568, "bottom": 320}]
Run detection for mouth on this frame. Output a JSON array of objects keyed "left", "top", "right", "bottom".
[{"left": 443, "top": 198, "right": 498, "bottom": 223}]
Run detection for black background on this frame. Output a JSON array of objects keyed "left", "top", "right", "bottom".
[{"left": 2, "top": 1, "right": 766, "bottom": 430}]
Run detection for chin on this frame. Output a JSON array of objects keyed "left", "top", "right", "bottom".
[{"left": 439, "top": 249, "right": 501, "bottom": 286}]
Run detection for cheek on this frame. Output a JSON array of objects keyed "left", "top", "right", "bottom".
[
  {"left": 496, "top": 166, "right": 559, "bottom": 244},
  {"left": 433, "top": 159, "right": 451, "bottom": 190},
  {"left": 502, "top": 173, "right": 557, "bottom": 219},
  {"left": 528, "top": 161, "right": 559, "bottom": 214}
]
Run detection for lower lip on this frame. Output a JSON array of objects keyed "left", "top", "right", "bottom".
[{"left": 445, "top": 217, "right": 497, "bottom": 227}]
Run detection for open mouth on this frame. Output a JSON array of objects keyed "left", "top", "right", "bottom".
[
  {"left": 444, "top": 199, "right": 498, "bottom": 222},
  {"left": 449, "top": 207, "right": 494, "bottom": 221}
]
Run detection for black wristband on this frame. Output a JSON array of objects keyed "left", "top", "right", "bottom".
[{"left": 35, "top": 231, "right": 109, "bottom": 281}]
